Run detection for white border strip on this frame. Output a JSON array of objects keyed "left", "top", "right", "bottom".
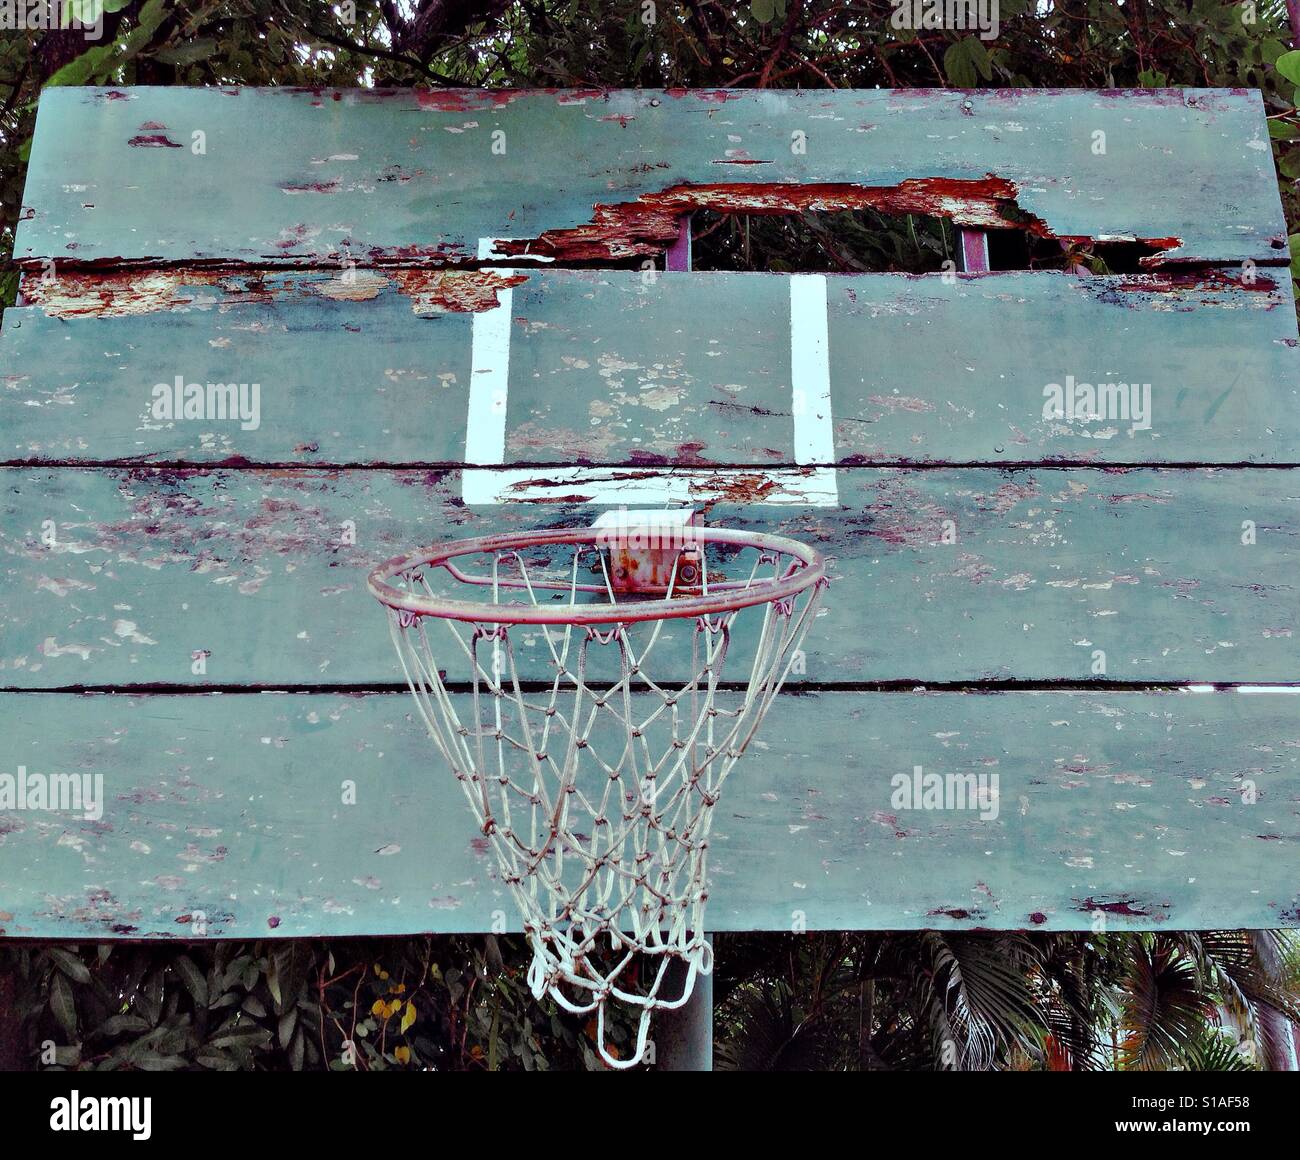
[
  {"left": 463, "top": 245, "right": 840, "bottom": 507},
  {"left": 469, "top": 466, "right": 842, "bottom": 506},
  {"left": 462, "top": 238, "right": 514, "bottom": 505},
  {"left": 790, "top": 274, "right": 836, "bottom": 469}
]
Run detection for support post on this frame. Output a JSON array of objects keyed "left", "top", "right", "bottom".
[
  {"left": 957, "top": 228, "right": 990, "bottom": 273},
  {"left": 654, "top": 943, "right": 713, "bottom": 1070},
  {"left": 666, "top": 214, "right": 693, "bottom": 272}
]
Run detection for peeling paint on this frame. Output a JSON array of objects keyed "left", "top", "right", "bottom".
[
  {"left": 494, "top": 177, "right": 1047, "bottom": 264},
  {"left": 21, "top": 267, "right": 527, "bottom": 318}
]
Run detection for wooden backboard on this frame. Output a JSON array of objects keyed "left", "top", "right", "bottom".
[{"left": 1, "top": 87, "right": 1297, "bottom": 938}]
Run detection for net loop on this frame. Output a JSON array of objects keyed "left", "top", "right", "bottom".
[{"left": 371, "top": 525, "right": 825, "bottom": 1069}]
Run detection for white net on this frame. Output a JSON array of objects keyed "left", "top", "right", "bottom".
[{"left": 380, "top": 534, "right": 823, "bottom": 1068}]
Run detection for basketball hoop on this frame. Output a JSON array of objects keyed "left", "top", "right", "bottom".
[{"left": 369, "top": 515, "right": 826, "bottom": 1068}]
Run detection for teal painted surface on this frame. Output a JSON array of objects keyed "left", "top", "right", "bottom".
[
  {"left": 0, "top": 467, "right": 1293, "bottom": 687},
  {"left": 3, "top": 86, "right": 1296, "bottom": 940},
  {"left": 826, "top": 271, "right": 1300, "bottom": 463},
  {"left": 5, "top": 269, "right": 1298, "bottom": 466},
  {"left": 2, "top": 271, "right": 477, "bottom": 466},
  {"left": 1, "top": 690, "right": 1296, "bottom": 937},
  {"left": 15, "top": 88, "right": 1285, "bottom": 267}
]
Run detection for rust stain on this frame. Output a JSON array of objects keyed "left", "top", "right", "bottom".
[
  {"left": 1074, "top": 895, "right": 1170, "bottom": 919},
  {"left": 927, "top": 906, "right": 986, "bottom": 920},
  {"left": 494, "top": 177, "right": 1043, "bottom": 263},
  {"left": 22, "top": 267, "right": 527, "bottom": 318},
  {"left": 383, "top": 269, "right": 527, "bottom": 313},
  {"left": 20, "top": 269, "right": 271, "bottom": 318},
  {"left": 128, "top": 134, "right": 183, "bottom": 148},
  {"left": 554, "top": 89, "right": 608, "bottom": 105},
  {"left": 279, "top": 179, "right": 343, "bottom": 194},
  {"left": 415, "top": 89, "right": 522, "bottom": 112},
  {"left": 688, "top": 471, "right": 789, "bottom": 506},
  {"left": 659, "top": 88, "right": 743, "bottom": 103},
  {"left": 1084, "top": 269, "right": 1282, "bottom": 303}
]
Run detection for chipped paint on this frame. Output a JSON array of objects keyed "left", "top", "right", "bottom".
[
  {"left": 15, "top": 88, "right": 1285, "bottom": 268},
  {"left": 1, "top": 689, "right": 1295, "bottom": 936},
  {"left": 6, "top": 269, "right": 1296, "bottom": 468},
  {"left": 493, "top": 177, "right": 1051, "bottom": 264},
  {"left": 4, "top": 85, "right": 1298, "bottom": 942},
  {"left": 20, "top": 267, "right": 527, "bottom": 318}
]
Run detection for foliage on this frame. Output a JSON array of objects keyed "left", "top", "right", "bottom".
[
  {"left": 714, "top": 930, "right": 1296, "bottom": 1071},
  {"left": 0, "top": 936, "right": 620, "bottom": 1070}
]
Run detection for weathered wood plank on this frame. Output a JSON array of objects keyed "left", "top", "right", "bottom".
[
  {"left": 0, "top": 467, "right": 1293, "bottom": 687},
  {"left": 827, "top": 271, "right": 1300, "bottom": 464},
  {"left": 15, "top": 88, "right": 1284, "bottom": 268},
  {"left": 1, "top": 689, "right": 1295, "bottom": 937},
  {"left": 5, "top": 269, "right": 1297, "bottom": 466}
]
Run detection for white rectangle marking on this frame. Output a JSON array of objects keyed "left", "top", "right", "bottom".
[
  {"left": 463, "top": 257, "right": 840, "bottom": 508},
  {"left": 790, "top": 274, "right": 837, "bottom": 473},
  {"left": 462, "top": 238, "right": 513, "bottom": 503}
]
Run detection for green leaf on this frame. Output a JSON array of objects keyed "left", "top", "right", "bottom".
[
  {"left": 48, "top": 947, "right": 91, "bottom": 984},
  {"left": 1278, "top": 50, "right": 1300, "bottom": 87},
  {"left": 50, "top": 972, "right": 78, "bottom": 1038},
  {"left": 196, "top": 1048, "right": 240, "bottom": 1071},
  {"left": 46, "top": 0, "right": 169, "bottom": 86},
  {"left": 210, "top": 1022, "right": 272, "bottom": 1049},
  {"left": 133, "top": 1052, "right": 187, "bottom": 1071},
  {"left": 278, "top": 1008, "right": 297, "bottom": 1049},
  {"left": 1269, "top": 120, "right": 1300, "bottom": 140},
  {"left": 53, "top": 1044, "right": 82, "bottom": 1067},
  {"left": 172, "top": 954, "right": 208, "bottom": 1008},
  {"left": 944, "top": 39, "right": 977, "bottom": 89},
  {"left": 1262, "top": 38, "right": 1289, "bottom": 67},
  {"left": 156, "top": 38, "right": 218, "bottom": 67},
  {"left": 93, "top": 1013, "right": 149, "bottom": 1039},
  {"left": 266, "top": 953, "right": 282, "bottom": 1010},
  {"left": 750, "top": 0, "right": 776, "bottom": 23},
  {"left": 964, "top": 37, "right": 993, "bottom": 82}
]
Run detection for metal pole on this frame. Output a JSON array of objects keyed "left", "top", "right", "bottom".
[
  {"left": 957, "top": 228, "right": 990, "bottom": 273},
  {"left": 666, "top": 215, "right": 693, "bottom": 272},
  {"left": 654, "top": 941, "right": 713, "bottom": 1070}
]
